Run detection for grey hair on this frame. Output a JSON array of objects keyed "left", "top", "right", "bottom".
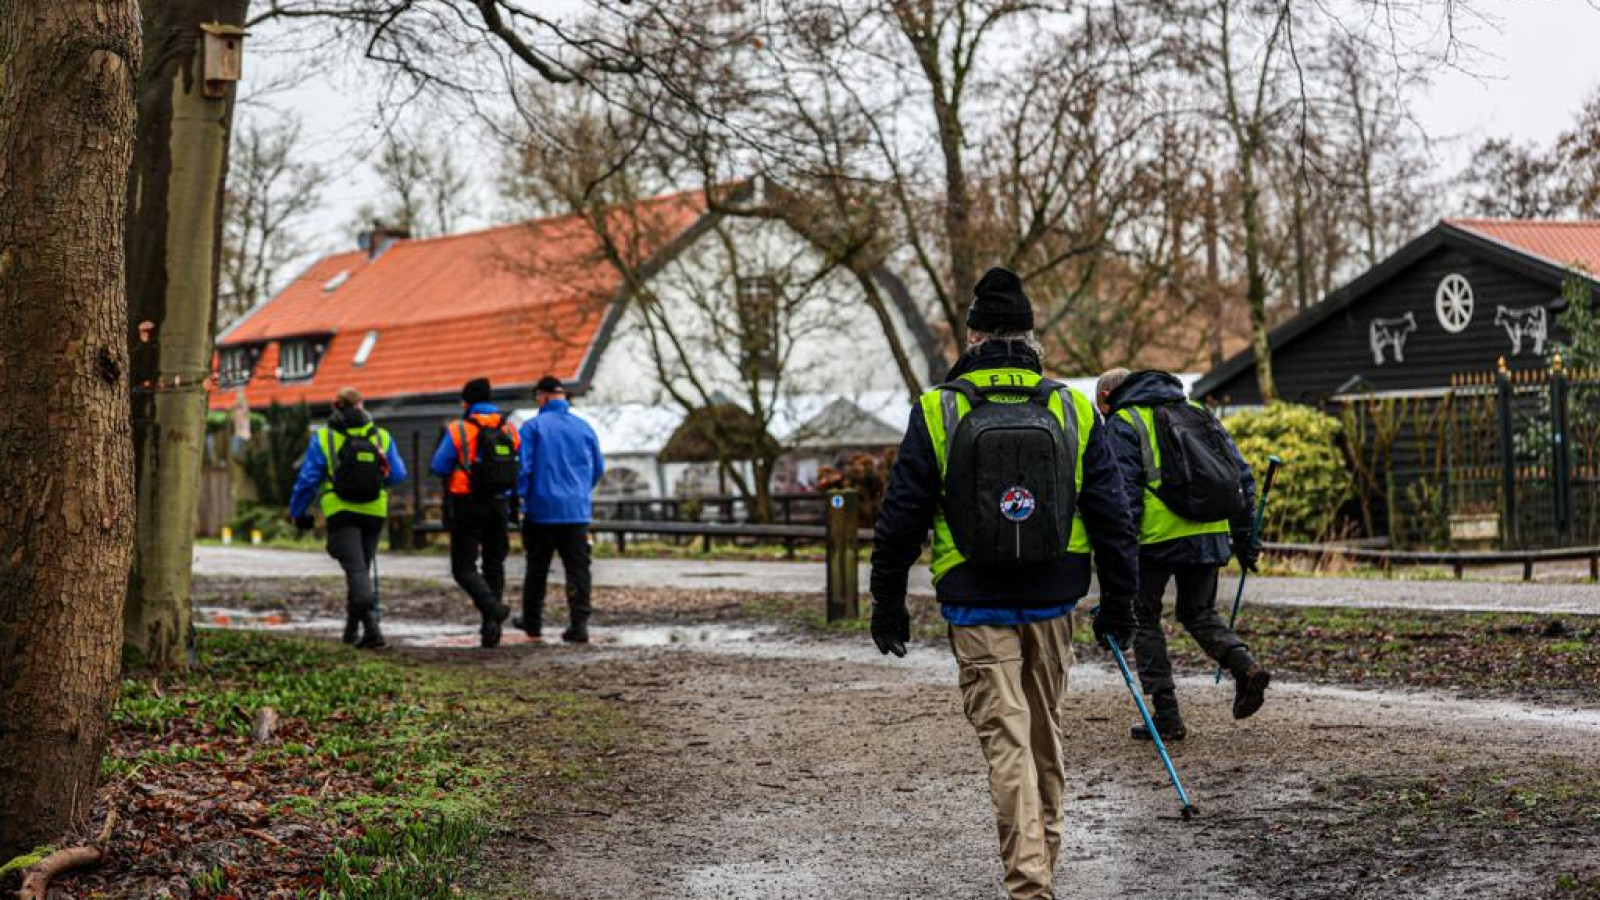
[
  {"left": 1096, "top": 367, "right": 1131, "bottom": 403},
  {"left": 966, "top": 329, "right": 1044, "bottom": 357}
]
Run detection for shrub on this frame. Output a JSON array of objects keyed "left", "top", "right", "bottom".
[{"left": 1223, "top": 404, "right": 1353, "bottom": 542}]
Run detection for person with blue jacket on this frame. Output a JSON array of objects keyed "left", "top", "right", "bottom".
[
  {"left": 513, "top": 376, "right": 605, "bottom": 643},
  {"left": 870, "top": 269, "right": 1139, "bottom": 900},
  {"left": 289, "top": 387, "right": 408, "bottom": 649},
  {"left": 1098, "top": 367, "right": 1269, "bottom": 743},
  {"left": 431, "top": 377, "right": 521, "bottom": 648}
]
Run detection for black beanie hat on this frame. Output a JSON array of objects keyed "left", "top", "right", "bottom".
[
  {"left": 462, "top": 377, "right": 492, "bottom": 405},
  {"left": 966, "top": 267, "right": 1034, "bottom": 333}
]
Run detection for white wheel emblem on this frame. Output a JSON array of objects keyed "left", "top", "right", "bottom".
[{"left": 1435, "top": 274, "right": 1474, "bottom": 333}]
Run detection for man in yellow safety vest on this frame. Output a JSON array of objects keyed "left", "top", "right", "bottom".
[
  {"left": 290, "top": 387, "right": 408, "bottom": 649},
  {"left": 871, "top": 267, "right": 1140, "bottom": 900},
  {"left": 1096, "top": 368, "right": 1269, "bottom": 742}
]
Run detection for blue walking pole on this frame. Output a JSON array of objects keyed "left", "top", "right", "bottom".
[
  {"left": 1103, "top": 627, "right": 1198, "bottom": 822},
  {"left": 1215, "top": 455, "right": 1282, "bottom": 685}
]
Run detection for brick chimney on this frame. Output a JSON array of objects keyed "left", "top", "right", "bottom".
[{"left": 357, "top": 221, "right": 411, "bottom": 259}]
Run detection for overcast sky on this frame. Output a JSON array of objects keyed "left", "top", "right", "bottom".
[{"left": 243, "top": 0, "right": 1600, "bottom": 264}]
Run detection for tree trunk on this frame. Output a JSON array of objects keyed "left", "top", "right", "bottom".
[
  {"left": 0, "top": 0, "right": 141, "bottom": 858},
  {"left": 1204, "top": 172, "right": 1224, "bottom": 368},
  {"left": 1238, "top": 143, "right": 1279, "bottom": 404},
  {"left": 124, "top": 0, "right": 248, "bottom": 667}
]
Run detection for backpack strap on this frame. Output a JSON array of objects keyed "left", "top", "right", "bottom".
[
  {"left": 934, "top": 382, "right": 970, "bottom": 467},
  {"left": 452, "top": 421, "right": 473, "bottom": 473}
]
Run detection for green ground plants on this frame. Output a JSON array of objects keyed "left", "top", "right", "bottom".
[{"left": 79, "top": 632, "right": 628, "bottom": 899}]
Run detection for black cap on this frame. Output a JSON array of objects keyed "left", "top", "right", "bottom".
[
  {"left": 966, "top": 267, "right": 1034, "bottom": 333},
  {"left": 534, "top": 375, "right": 564, "bottom": 394},
  {"left": 462, "top": 377, "right": 492, "bottom": 405}
]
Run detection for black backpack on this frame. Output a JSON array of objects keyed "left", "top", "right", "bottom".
[
  {"left": 331, "top": 427, "right": 387, "bottom": 504},
  {"left": 1135, "top": 401, "right": 1247, "bottom": 522},
  {"left": 939, "top": 379, "right": 1078, "bottom": 567},
  {"left": 467, "top": 421, "right": 519, "bottom": 497}
]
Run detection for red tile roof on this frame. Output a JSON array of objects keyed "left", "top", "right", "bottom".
[
  {"left": 211, "top": 190, "right": 708, "bottom": 410},
  {"left": 1447, "top": 218, "right": 1600, "bottom": 275}
]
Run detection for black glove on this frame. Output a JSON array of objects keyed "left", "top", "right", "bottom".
[
  {"left": 1092, "top": 598, "right": 1135, "bottom": 650},
  {"left": 870, "top": 597, "right": 910, "bottom": 658},
  {"left": 1233, "top": 530, "right": 1260, "bottom": 573},
  {"left": 294, "top": 515, "right": 315, "bottom": 535}
]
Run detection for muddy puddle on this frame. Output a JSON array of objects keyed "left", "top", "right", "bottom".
[{"left": 196, "top": 606, "right": 773, "bottom": 649}]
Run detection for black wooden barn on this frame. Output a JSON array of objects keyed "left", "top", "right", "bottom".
[{"left": 1195, "top": 219, "right": 1600, "bottom": 406}]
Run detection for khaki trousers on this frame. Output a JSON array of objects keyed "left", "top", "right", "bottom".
[{"left": 951, "top": 617, "right": 1073, "bottom": 900}]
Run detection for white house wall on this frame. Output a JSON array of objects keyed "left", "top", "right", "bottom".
[{"left": 586, "top": 217, "right": 926, "bottom": 409}]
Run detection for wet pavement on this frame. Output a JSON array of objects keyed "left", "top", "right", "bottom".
[
  {"left": 194, "top": 545, "right": 1600, "bottom": 615},
  {"left": 194, "top": 571, "right": 1600, "bottom": 900}
]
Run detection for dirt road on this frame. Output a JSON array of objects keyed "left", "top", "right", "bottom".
[
  {"left": 452, "top": 634, "right": 1594, "bottom": 900},
  {"left": 198, "top": 573, "right": 1600, "bottom": 899},
  {"left": 193, "top": 545, "right": 1600, "bottom": 615}
]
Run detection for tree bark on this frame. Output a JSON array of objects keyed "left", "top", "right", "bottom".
[
  {"left": 124, "top": 0, "right": 248, "bottom": 667},
  {"left": 0, "top": 0, "right": 141, "bottom": 859}
]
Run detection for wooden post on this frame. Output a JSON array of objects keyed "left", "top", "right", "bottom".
[
  {"left": 1496, "top": 362, "right": 1518, "bottom": 549},
  {"left": 617, "top": 529, "right": 628, "bottom": 555},
  {"left": 825, "top": 489, "right": 860, "bottom": 623},
  {"left": 1551, "top": 357, "right": 1572, "bottom": 545}
]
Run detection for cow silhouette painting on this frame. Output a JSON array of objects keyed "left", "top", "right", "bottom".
[
  {"left": 1369, "top": 312, "right": 1417, "bottom": 365},
  {"left": 1495, "top": 305, "right": 1548, "bottom": 356}
]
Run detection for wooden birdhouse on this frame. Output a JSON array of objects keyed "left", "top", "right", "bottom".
[{"left": 201, "top": 23, "right": 247, "bottom": 99}]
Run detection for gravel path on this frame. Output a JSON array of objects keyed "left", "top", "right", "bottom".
[
  {"left": 448, "top": 629, "right": 1597, "bottom": 899},
  {"left": 194, "top": 545, "right": 1600, "bottom": 615}
]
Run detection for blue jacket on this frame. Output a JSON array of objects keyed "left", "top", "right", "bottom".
[
  {"left": 870, "top": 343, "right": 1141, "bottom": 625},
  {"left": 288, "top": 410, "right": 408, "bottom": 520},
  {"left": 518, "top": 399, "right": 605, "bottom": 524},
  {"left": 1105, "top": 370, "right": 1256, "bottom": 566}
]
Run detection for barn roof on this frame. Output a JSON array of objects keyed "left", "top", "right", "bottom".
[
  {"left": 1444, "top": 218, "right": 1600, "bottom": 274},
  {"left": 208, "top": 189, "right": 713, "bottom": 410},
  {"left": 1193, "top": 218, "right": 1600, "bottom": 401}
]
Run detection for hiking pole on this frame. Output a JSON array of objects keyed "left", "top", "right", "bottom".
[
  {"left": 1103, "top": 627, "right": 1198, "bottom": 822},
  {"left": 1215, "top": 455, "right": 1282, "bottom": 685}
]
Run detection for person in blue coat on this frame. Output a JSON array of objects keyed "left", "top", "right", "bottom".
[
  {"left": 513, "top": 376, "right": 605, "bottom": 643},
  {"left": 288, "top": 387, "right": 408, "bottom": 648}
]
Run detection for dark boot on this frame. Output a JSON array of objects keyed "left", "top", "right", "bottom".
[
  {"left": 561, "top": 620, "right": 589, "bottom": 644},
  {"left": 1226, "top": 647, "right": 1270, "bottom": 720},
  {"left": 342, "top": 608, "right": 360, "bottom": 645},
  {"left": 480, "top": 600, "right": 510, "bottom": 648},
  {"left": 512, "top": 615, "right": 542, "bottom": 640},
  {"left": 355, "top": 611, "right": 386, "bottom": 650},
  {"left": 1131, "top": 690, "right": 1187, "bottom": 742}
]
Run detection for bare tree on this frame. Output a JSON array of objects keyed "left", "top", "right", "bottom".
[
  {"left": 502, "top": 93, "right": 870, "bottom": 521},
  {"left": 220, "top": 113, "right": 329, "bottom": 327},
  {"left": 0, "top": 0, "right": 140, "bottom": 858},
  {"left": 1462, "top": 138, "right": 1573, "bottom": 219},
  {"left": 371, "top": 129, "right": 473, "bottom": 237}
]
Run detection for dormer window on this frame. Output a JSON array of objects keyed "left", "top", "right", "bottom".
[
  {"left": 217, "top": 345, "right": 258, "bottom": 387},
  {"left": 353, "top": 330, "right": 378, "bottom": 366},
  {"left": 277, "top": 339, "right": 321, "bottom": 382},
  {"left": 323, "top": 270, "right": 351, "bottom": 293}
]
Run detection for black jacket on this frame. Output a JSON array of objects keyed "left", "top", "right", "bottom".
[
  {"left": 1105, "top": 370, "right": 1256, "bottom": 566},
  {"left": 869, "top": 343, "right": 1140, "bottom": 608}
]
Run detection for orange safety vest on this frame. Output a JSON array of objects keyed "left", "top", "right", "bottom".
[{"left": 445, "top": 413, "right": 521, "bottom": 495}]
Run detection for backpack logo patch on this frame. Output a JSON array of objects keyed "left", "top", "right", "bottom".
[{"left": 1000, "top": 487, "right": 1036, "bottom": 522}]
